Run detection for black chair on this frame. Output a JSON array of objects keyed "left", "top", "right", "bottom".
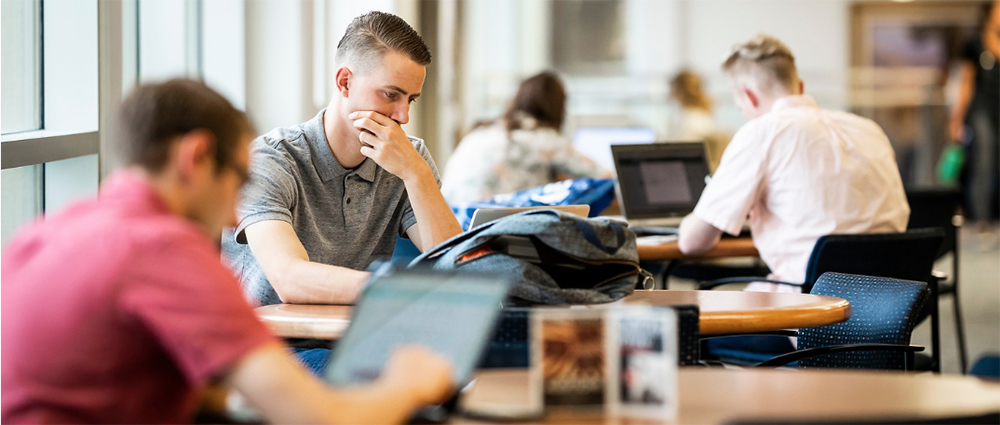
[
  {"left": 655, "top": 258, "right": 770, "bottom": 289},
  {"left": 700, "top": 229, "right": 945, "bottom": 370},
  {"left": 906, "top": 187, "right": 967, "bottom": 373}
]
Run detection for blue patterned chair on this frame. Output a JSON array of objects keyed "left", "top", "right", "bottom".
[
  {"left": 753, "top": 272, "right": 928, "bottom": 370},
  {"left": 700, "top": 228, "right": 944, "bottom": 370}
]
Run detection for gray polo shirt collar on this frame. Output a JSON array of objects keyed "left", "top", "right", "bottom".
[{"left": 303, "top": 109, "right": 378, "bottom": 183}]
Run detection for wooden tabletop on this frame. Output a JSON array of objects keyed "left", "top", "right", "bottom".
[
  {"left": 622, "top": 290, "right": 850, "bottom": 335},
  {"left": 255, "top": 290, "right": 849, "bottom": 339},
  {"left": 636, "top": 236, "right": 758, "bottom": 261},
  {"left": 457, "top": 368, "right": 1000, "bottom": 424},
  {"left": 255, "top": 303, "right": 354, "bottom": 340}
]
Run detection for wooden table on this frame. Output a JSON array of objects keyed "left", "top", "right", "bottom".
[
  {"left": 457, "top": 368, "right": 1000, "bottom": 424},
  {"left": 255, "top": 290, "right": 850, "bottom": 339},
  {"left": 636, "top": 236, "right": 758, "bottom": 261},
  {"left": 255, "top": 303, "right": 354, "bottom": 340},
  {"left": 623, "top": 290, "right": 849, "bottom": 335}
]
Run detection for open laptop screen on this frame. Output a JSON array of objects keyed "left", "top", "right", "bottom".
[
  {"left": 469, "top": 205, "right": 590, "bottom": 229},
  {"left": 612, "top": 143, "right": 710, "bottom": 220},
  {"left": 572, "top": 127, "right": 657, "bottom": 172},
  {"left": 324, "top": 267, "right": 514, "bottom": 387}
]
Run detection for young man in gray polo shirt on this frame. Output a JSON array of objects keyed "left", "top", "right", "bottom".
[{"left": 222, "top": 11, "right": 462, "bottom": 307}]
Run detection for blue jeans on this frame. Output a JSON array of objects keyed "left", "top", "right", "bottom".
[
  {"left": 292, "top": 347, "right": 332, "bottom": 375},
  {"left": 703, "top": 335, "right": 796, "bottom": 366}
]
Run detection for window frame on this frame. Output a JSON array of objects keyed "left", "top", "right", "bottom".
[{"left": 0, "top": 0, "right": 103, "bottom": 170}]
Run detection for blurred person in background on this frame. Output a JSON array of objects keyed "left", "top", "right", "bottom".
[
  {"left": 441, "top": 71, "right": 611, "bottom": 204},
  {"left": 677, "top": 34, "right": 910, "bottom": 363},
  {"left": 949, "top": 0, "right": 1000, "bottom": 248},
  {"left": 678, "top": 34, "right": 910, "bottom": 292},
  {"left": 668, "top": 69, "right": 729, "bottom": 173},
  {"left": 1, "top": 79, "right": 453, "bottom": 424},
  {"left": 669, "top": 69, "right": 716, "bottom": 141}
]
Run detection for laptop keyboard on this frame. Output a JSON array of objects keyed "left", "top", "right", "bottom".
[
  {"left": 630, "top": 225, "right": 680, "bottom": 237},
  {"left": 479, "top": 309, "right": 530, "bottom": 368}
]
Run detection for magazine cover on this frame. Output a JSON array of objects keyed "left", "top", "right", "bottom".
[
  {"left": 530, "top": 308, "right": 609, "bottom": 407},
  {"left": 607, "top": 306, "right": 678, "bottom": 418}
]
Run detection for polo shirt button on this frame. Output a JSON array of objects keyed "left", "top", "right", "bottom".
[{"left": 346, "top": 198, "right": 351, "bottom": 204}]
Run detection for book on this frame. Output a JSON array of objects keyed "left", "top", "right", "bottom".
[
  {"left": 528, "top": 305, "right": 678, "bottom": 419},
  {"left": 607, "top": 305, "right": 678, "bottom": 418},
  {"left": 530, "top": 308, "right": 609, "bottom": 407}
]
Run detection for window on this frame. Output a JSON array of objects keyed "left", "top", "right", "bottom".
[
  {"left": 551, "top": 0, "right": 626, "bottom": 75},
  {"left": 1, "top": 0, "right": 100, "bottom": 248},
  {"left": 1, "top": 0, "right": 42, "bottom": 134}
]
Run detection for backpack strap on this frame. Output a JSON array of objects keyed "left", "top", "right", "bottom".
[
  {"left": 574, "top": 220, "right": 627, "bottom": 255},
  {"left": 411, "top": 219, "right": 500, "bottom": 263}
]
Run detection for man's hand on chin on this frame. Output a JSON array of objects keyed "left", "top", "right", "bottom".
[{"left": 350, "top": 111, "right": 431, "bottom": 183}]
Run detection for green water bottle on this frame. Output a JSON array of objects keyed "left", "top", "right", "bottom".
[{"left": 937, "top": 144, "right": 965, "bottom": 185}]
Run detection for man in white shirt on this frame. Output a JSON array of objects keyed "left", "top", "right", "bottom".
[{"left": 678, "top": 34, "right": 910, "bottom": 293}]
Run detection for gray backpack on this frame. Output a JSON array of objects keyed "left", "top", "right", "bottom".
[{"left": 408, "top": 209, "right": 653, "bottom": 306}]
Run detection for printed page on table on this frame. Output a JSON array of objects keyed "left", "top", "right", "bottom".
[
  {"left": 606, "top": 305, "right": 678, "bottom": 419},
  {"left": 530, "top": 308, "right": 609, "bottom": 408}
]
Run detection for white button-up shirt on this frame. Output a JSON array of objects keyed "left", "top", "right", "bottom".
[{"left": 693, "top": 95, "right": 910, "bottom": 292}]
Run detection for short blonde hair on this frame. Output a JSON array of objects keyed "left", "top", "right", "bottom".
[{"left": 722, "top": 34, "right": 798, "bottom": 95}]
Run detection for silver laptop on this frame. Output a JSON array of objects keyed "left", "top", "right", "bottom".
[
  {"left": 321, "top": 265, "right": 516, "bottom": 422},
  {"left": 324, "top": 265, "right": 515, "bottom": 388},
  {"left": 468, "top": 205, "right": 590, "bottom": 229},
  {"left": 611, "top": 142, "right": 710, "bottom": 227}
]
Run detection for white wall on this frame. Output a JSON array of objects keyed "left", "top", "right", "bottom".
[
  {"left": 202, "top": 0, "right": 247, "bottom": 110},
  {"left": 245, "top": 0, "right": 314, "bottom": 134},
  {"left": 461, "top": 0, "right": 525, "bottom": 130},
  {"left": 138, "top": 0, "right": 197, "bottom": 83},
  {"left": 243, "top": 0, "right": 422, "bottom": 136},
  {"left": 685, "top": 0, "right": 850, "bottom": 131},
  {"left": 455, "top": 0, "right": 852, "bottom": 158}
]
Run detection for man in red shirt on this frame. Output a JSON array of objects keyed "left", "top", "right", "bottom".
[{"left": 1, "top": 79, "right": 453, "bottom": 424}]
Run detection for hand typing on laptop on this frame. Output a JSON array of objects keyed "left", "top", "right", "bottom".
[{"left": 380, "top": 345, "right": 456, "bottom": 406}]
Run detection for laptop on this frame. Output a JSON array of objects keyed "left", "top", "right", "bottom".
[
  {"left": 323, "top": 264, "right": 516, "bottom": 421},
  {"left": 611, "top": 142, "right": 710, "bottom": 228},
  {"left": 572, "top": 127, "right": 657, "bottom": 172},
  {"left": 325, "top": 264, "right": 514, "bottom": 386},
  {"left": 468, "top": 205, "right": 590, "bottom": 229}
]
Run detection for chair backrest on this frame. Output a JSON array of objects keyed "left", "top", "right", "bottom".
[
  {"left": 801, "top": 228, "right": 944, "bottom": 294},
  {"left": 905, "top": 187, "right": 962, "bottom": 259},
  {"left": 798, "top": 272, "right": 928, "bottom": 369}
]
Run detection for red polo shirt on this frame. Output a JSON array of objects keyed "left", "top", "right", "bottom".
[{"left": 1, "top": 171, "right": 275, "bottom": 424}]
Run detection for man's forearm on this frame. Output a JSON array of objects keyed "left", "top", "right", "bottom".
[
  {"left": 403, "top": 169, "right": 462, "bottom": 251},
  {"left": 270, "top": 260, "right": 369, "bottom": 304},
  {"left": 678, "top": 214, "right": 723, "bottom": 256},
  {"left": 245, "top": 220, "right": 371, "bottom": 305}
]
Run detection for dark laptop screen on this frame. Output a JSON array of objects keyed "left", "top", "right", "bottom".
[{"left": 612, "top": 143, "right": 710, "bottom": 220}]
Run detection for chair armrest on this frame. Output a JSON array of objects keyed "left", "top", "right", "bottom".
[
  {"left": 700, "top": 330, "right": 799, "bottom": 339},
  {"left": 699, "top": 277, "right": 803, "bottom": 290},
  {"left": 755, "top": 344, "right": 925, "bottom": 367}
]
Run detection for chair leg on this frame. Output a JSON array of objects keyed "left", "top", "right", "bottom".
[
  {"left": 931, "top": 277, "right": 941, "bottom": 373},
  {"left": 952, "top": 230, "right": 968, "bottom": 373},
  {"left": 952, "top": 286, "right": 968, "bottom": 373},
  {"left": 663, "top": 261, "right": 679, "bottom": 290}
]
